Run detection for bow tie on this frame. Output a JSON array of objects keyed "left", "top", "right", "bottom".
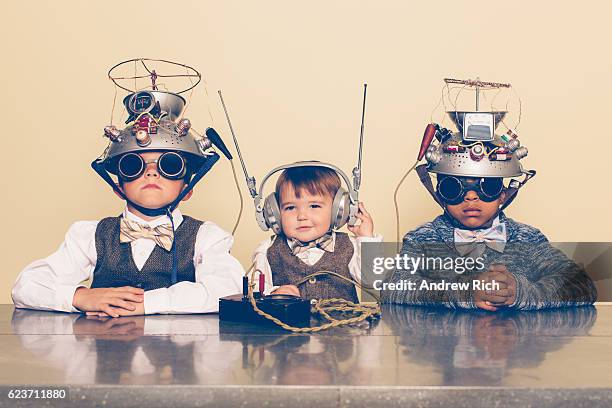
[
  {"left": 119, "top": 218, "right": 174, "bottom": 251},
  {"left": 289, "top": 233, "right": 335, "bottom": 256},
  {"left": 454, "top": 221, "right": 507, "bottom": 257}
]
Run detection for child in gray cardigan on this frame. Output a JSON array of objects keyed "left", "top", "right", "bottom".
[
  {"left": 382, "top": 210, "right": 597, "bottom": 310},
  {"left": 382, "top": 114, "right": 596, "bottom": 310}
]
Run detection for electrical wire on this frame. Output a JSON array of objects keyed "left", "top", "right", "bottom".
[
  {"left": 244, "top": 264, "right": 381, "bottom": 333},
  {"left": 393, "top": 160, "right": 419, "bottom": 252},
  {"left": 229, "top": 159, "right": 244, "bottom": 236}
]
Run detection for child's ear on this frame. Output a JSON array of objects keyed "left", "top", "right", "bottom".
[
  {"left": 181, "top": 186, "right": 193, "bottom": 202},
  {"left": 499, "top": 191, "right": 507, "bottom": 206}
]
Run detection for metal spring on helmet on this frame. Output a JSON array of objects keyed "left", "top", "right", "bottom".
[
  {"left": 175, "top": 118, "right": 191, "bottom": 136},
  {"left": 104, "top": 125, "right": 122, "bottom": 142},
  {"left": 505, "top": 138, "right": 520, "bottom": 152},
  {"left": 514, "top": 146, "right": 528, "bottom": 159},
  {"left": 135, "top": 129, "right": 152, "bottom": 147},
  {"left": 425, "top": 146, "right": 441, "bottom": 164},
  {"left": 197, "top": 137, "right": 213, "bottom": 153}
]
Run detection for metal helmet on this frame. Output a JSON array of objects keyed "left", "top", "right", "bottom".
[
  {"left": 99, "top": 90, "right": 214, "bottom": 176},
  {"left": 93, "top": 88, "right": 222, "bottom": 217},
  {"left": 424, "top": 111, "right": 529, "bottom": 178}
]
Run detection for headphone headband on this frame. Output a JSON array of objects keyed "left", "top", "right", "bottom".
[
  {"left": 256, "top": 161, "right": 358, "bottom": 207},
  {"left": 253, "top": 161, "right": 360, "bottom": 233}
]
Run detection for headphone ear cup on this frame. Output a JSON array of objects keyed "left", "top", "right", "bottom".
[
  {"left": 263, "top": 193, "right": 283, "bottom": 234},
  {"left": 330, "top": 188, "right": 349, "bottom": 230}
]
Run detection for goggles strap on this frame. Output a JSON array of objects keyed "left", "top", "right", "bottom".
[
  {"left": 500, "top": 169, "right": 536, "bottom": 211},
  {"left": 172, "top": 152, "right": 219, "bottom": 207},
  {"left": 416, "top": 164, "right": 443, "bottom": 207},
  {"left": 91, "top": 159, "right": 128, "bottom": 200},
  {"left": 167, "top": 208, "right": 178, "bottom": 285}
]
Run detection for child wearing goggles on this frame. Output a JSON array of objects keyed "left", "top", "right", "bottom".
[
  {"left": 12, "top": 89, "right": 244, "bottom": 318},
  {"left": 436, "top": 175, "right": 505, "bottom": 229},
  {"left": 114, "top": 151, "right": 193, "bottom": 212},
  {"left": 382, "top": 112, "right": 596, "bottom": 311}
]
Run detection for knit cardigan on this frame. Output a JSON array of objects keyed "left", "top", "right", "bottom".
[{"left": 381, "top": 212, "right": 597, "bottom": 310}]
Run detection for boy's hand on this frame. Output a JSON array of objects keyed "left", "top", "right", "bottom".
[
  {"left": 85, "top": 301, "right": 145, "bottom": 318},
  {"left": 74, "top": 315, "right": 145, "bottom": 339},
  {"left": 73, "top": 287, "right": 144, "bottom": 318},
  {"left": 484, "top": 264, "right": 517, "bottom": 306},
  {"left": 347, "top": 202, "right": 374, "bottom": 238},
  {"left": 473, "top": 265, "right": 517, "bottom": 311},
  {"left": 272, "top": 285, "right": 300, "bottom": 297}
]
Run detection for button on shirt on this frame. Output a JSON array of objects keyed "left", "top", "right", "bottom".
[{"left": 12, "top": 208, "right": 244, "bottom": 314}]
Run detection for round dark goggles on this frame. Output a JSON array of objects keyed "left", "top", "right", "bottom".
[
  {"left": 117, "top": 152, "right": 187, "bottom": 181},
  {"left": 436, "top": 176, "right": 504, "bottom": 205}
]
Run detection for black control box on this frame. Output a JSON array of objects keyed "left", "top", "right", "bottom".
[{"left": 219, "top": 293, "right": 311, "bottom": 327}]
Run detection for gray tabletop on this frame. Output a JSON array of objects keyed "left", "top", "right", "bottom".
[{"left": 1, "top": 304, "right": 611, "bottom": 407}]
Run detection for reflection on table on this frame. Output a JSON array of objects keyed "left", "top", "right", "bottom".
[{"left": 6, "top": 305, "right": 602, "bottom": 387}]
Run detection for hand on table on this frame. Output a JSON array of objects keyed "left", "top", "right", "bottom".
[
  {"left": 473, "top": 264, "right": 517, "bottom": 311},
  {"left": 272, "top": 285, "right": 300, "bottom": 297},
  {"left": 73, "top": 286, "right": 144, "bottom": 318}
]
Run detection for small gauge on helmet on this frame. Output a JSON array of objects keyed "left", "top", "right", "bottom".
[{"left": 127, "top": 91, "right": 156, "bottom": 115}]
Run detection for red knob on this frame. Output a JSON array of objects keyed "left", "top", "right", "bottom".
[
  {"left": 258, "top": 272, "right": 265, "bottom": 295},
  {"left": 417, "top": 123, "right": 437, "bottom": 161}
]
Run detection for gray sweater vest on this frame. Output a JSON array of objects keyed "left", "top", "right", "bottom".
[
  {"left": 267, "top": 232, "right": 358, "bottom": 302},
  {"left": 91, "top": 215, "right": 203, "bottom": 291}
]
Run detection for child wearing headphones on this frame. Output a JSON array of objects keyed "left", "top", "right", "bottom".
[
  {"left": 12, "top": 90, "right": 243, "bottom": 317},
  {"left": 382, "top": 115, "right": 597, "bottom": 310},
  {"left": 253, "top": 166, "right": 382, "bottom": 303}
]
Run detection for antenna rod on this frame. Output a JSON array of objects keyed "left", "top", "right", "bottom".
[
  {"left": 444, "top": 78, "right": 511, "bottom": 88},
  {"left": 353, "top": 83, "right": 367, "bottom": 191},
  {"left": 443, "top": 77, "right": 511, "bottom": 112},
  {"left": 217, "top": 90, "right": 257, "bottom": 197}
]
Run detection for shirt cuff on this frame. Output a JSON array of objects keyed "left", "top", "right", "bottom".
[
  {"left": 355, "top": 233, "right": 383, "bottom": 242},
  {"left": 57, "top": 284, "right": 86, "bottom": 313},
  {"left": 144, "top": 288, "right": 170, "bottom": 315},
  {"left": 264, "top": 285, "right": 280, "bottom": 296}
]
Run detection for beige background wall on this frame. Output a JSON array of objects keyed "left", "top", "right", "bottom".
[{"left": 1, "top": 1, "right": 611, "bottom": 303}]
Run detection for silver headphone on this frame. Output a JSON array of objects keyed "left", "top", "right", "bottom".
[{"left": 254, "top": 161, "right": 359, "bottom": 234}]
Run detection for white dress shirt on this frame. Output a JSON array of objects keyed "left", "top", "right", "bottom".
[
  {"left": 12, "top": 208, "right": 244, "bottom": 314},
  {"left": 252, "top": 232, "right": 383, "bottom": 294}
]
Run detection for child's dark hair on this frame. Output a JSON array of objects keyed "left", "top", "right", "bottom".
[{"left": 275, "top": 166, "right": 341, "bottom": 202}]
